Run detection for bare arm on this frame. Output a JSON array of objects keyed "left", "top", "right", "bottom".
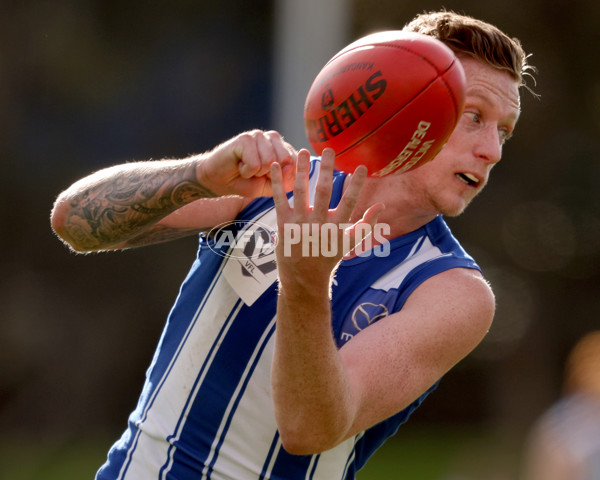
[
  {"left": 269, "top": 149, "right": 494, "bottom": 455},
  {"left": 51, "top": 158, "right": 218, "bottom": 251},
  {"left": 51, "top": 130, "right": 296, "bottom": 252}
]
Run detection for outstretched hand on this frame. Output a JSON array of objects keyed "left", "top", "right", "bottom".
[{"left": 270, "top": 148, "right": 385, "bottom": 294}]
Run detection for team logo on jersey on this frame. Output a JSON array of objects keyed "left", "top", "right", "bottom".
[
  {"left": 351, "top": 302, "right": 389, "bottom": 331},
  {"left": 207, "top": 220, "right": 277, "bottom": 261}
]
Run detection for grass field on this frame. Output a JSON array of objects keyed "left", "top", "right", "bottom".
[
  {"left": 0, "top": 426, "right": 523, "bottom": 479},
  {"left": 0, "top": 435, "right": 110, "bottom": 480},
  {"left": 357, "top": 426, "right": 522, "bottom": 479}
]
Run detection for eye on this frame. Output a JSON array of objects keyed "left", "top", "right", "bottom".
[
  {"left": 499, "top": 128, "right": 513, "bottom": 145},
  {"left": 462, "top": 111, "right": 481, "bottom": 127}
]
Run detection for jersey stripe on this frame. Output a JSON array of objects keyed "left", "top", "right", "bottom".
[
  {"left": 202, "top": 318, "right": 277, "bottom": 477},
  {"left": 159, "top": 299, "right": 245, "bottom": 479},
  {"left": 119, "top": 257, "right": 233, "bottom": 480},
  {"left": 259, "top": 433, "right": 282, "bottom": 479}
]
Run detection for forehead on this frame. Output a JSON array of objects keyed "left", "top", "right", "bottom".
[{"left": 460, "top": 57, "right": 521, "bottom": 122}]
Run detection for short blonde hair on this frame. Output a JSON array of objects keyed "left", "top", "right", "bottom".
[{"left": 404, "top": 10, "right": 536, "bottom": 91}]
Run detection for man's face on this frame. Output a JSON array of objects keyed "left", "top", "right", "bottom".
[{"left": 406, "top": 56, "right": 521, "bottom": 217}]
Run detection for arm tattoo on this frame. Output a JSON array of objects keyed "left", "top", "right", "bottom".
[
  {"left": 63, "top": 161, "right": 215, "bottom": 250},
  {"left": 120, "top": 224, "right": 207, "bottom": 248}
]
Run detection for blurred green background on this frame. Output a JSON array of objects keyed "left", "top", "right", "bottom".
[{"left": 2, "top": 0, "right": 599, "bottom": 479}]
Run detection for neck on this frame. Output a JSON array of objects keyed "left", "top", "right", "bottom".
[{"left": 347, "top": 174, "right": 438, "bottom": 239}]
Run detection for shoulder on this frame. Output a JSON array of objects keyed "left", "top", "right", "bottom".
[
  {"left": 403, "top": 267, "right": 495, "bottom": 350},
  {"left": 338, "top": 266, "right": 494, "bottom": 436},
  {"left": 391, "top": 267, "right": 495, "bottom": 386},
  {"left": 412, "top": 268, "right": 494, "bottom": 320},
  {"left": 418, "top": 267, "right": 494, "bottom": 307}
]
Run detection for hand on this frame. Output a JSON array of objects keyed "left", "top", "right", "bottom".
[
  {"left": 270, "top": 148, "right": 386, "bottom": 453},
  {"left": 270, "top": 148, "right": 385, "bottom": 295},
  {"left": 197, "top": 129, "right": 297, "bottom": 198}
]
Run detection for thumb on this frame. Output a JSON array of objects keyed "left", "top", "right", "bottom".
[{"left": 343, "top": 203, "right": 386, "bottom": 256}]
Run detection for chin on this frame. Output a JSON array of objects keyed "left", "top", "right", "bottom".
[
  {"left": 441, "top": 206, "right": 468, "bottom": 218},
  {"left": 431, "top": 196, "right": 470, "bottom": 218}
]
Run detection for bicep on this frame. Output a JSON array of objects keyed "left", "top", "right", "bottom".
[{"left": 340, "top": 268, "right": 495, "bottom": 436}]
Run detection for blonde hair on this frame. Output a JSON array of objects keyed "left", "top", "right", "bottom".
[{"left": 404, "top": 10, "right": 536, "bottom": 92}]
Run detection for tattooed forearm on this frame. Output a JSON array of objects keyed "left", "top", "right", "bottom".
[
  {"left": 120, "top": 224, "right": 206, "bottom": 248},
  {"left": 61, "top": 160, "right": 214, "bottom": 250}
]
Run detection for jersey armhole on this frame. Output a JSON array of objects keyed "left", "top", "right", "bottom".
[{"left": 394, "top": 257, "right": 481, "bottom": 311}]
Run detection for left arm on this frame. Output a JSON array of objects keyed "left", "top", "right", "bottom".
[{"left": 269, "top": 149, "right": 494, "bottom": 455}]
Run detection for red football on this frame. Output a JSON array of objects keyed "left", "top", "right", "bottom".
[{"left": 304, "top": 31, "right": 466, "bottom": 176}]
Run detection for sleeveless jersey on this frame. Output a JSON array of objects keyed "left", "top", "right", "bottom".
[{"left": 96, "top": 158, "right": 481, "bottom": 480}]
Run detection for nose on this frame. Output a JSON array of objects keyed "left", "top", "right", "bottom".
[{"left": 473, "top": 124, "right": 502, "bottom": 165}]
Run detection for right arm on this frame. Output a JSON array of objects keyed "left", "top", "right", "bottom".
[{"left": 50, "top": 130, "right": 296, "bottom": 252}]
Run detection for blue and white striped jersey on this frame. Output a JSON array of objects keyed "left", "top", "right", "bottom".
[{"left": 96, "top": 158, "right": 481, "bottom": 480}]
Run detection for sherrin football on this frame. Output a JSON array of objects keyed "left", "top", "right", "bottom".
[{"left": 304, "top": 31, "right": 466, "bottom": 176}]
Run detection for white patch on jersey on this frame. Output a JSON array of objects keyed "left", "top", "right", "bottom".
[
  {"left": 371, "top": 236, "right": 444, "bottom": 291},
  {"left": 223, "top": 208, "right": 278, "bottom": 306}
]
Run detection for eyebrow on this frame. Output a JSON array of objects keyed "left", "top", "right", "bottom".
[{"left": 467, "top": 90, "right": 521, "bottom": 122}]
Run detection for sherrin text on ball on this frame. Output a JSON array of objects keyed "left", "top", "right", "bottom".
[{"left": 304, "top": 30, "right": 466, "bottom": 176}]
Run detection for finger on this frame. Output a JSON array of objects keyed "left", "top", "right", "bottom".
[
  {"left": 280, "top": 157, "right": 297, "bottom": 193},
  {"left": 265, "top": 130, "right": 296, "bottom": 168},
  {"left": 313, "top": 148, "right": 336, "bottom": 219},
  {"left": 235, "top": 130, "right": 297, "bottom": 181},
  {"left": 292, "top": 149, "right": 311, "bottom": 219},
  {"left": 335, "top": 164, "right": 368, "bottom": 222},
  {"left": 265, "top": 131, "right": 297, "bottom": 192},
  {"left": 236, "top": 131, "right": 263, "bottom": 179},
  {"left": 250, "top": 130, "right": 294, "bottom": 179},
  {"left": 270, "top": 162, "right": 291, "bottom": 225},
  {"left": 344, "top": 202, "right": 386, "bottom": 256},
  {"left": 254, "top": 132, "right": 278, "bottom": 177},
  {"left": 362, "top": 202, "right": 386, "bottom": 227}
]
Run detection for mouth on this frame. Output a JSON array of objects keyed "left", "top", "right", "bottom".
[{"left": 456, "top": 172, "right": 480, "bottom": 187}]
